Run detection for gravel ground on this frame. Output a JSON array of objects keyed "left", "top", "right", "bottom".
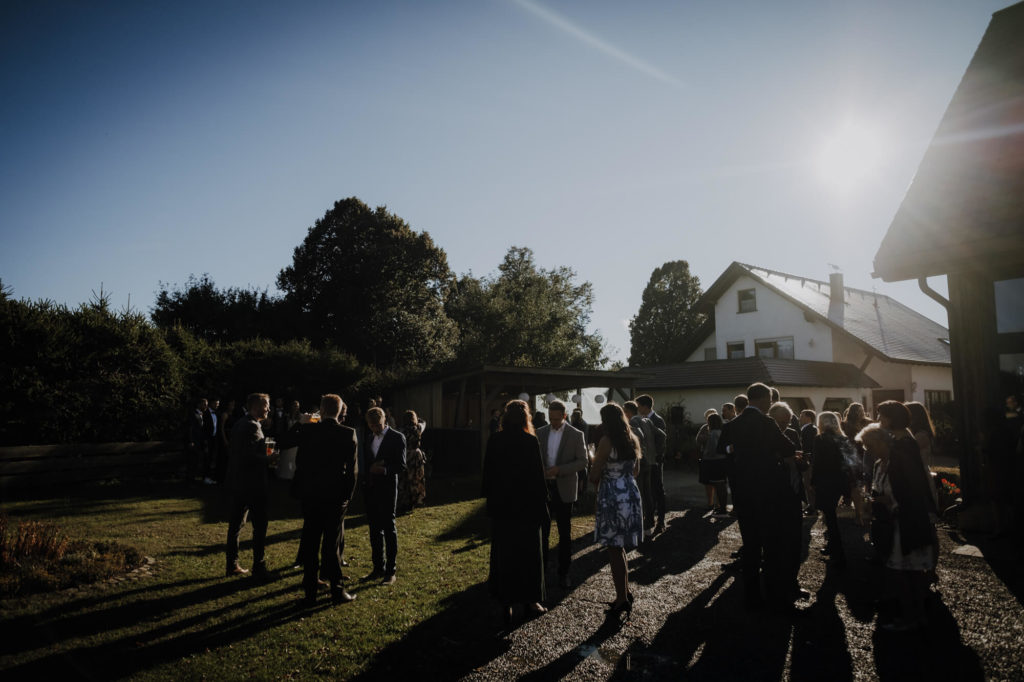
[{"left": 449, "top": 469, "right": 1024, "bottom": 682}]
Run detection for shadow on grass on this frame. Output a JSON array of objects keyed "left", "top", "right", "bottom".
[
  {"left": 348, "top": 580, "right": 510, "bottom": 681},
  {"left": 0, "top": 573, "right": 315, "bottom": 678}
]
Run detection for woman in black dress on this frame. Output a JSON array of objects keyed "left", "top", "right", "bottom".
[
  {"left": 483, "top": 399, "right": 549, "bottom": 627},
  {"left": 812, "top": 411, "right": 854, "bottom": 568}
]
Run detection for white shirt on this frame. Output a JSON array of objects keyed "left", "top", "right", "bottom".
[
  {"left": 371, "top": 425, "right": 389, "bottom": 457},
  {"left": 546, "top": 423, "right": 565, "bottom": 469}
]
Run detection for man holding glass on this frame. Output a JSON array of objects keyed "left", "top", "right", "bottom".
[{"left": 225, "top": 392, "right": 273, "bottom": 579}]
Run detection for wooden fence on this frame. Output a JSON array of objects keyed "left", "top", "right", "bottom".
[{"left": 0, "top": 441, "right": 185, "bottom": 493}]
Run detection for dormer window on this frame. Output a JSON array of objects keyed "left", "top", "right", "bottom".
[{"left": 738, "top": 288, "right": 756, "bottom": 313}]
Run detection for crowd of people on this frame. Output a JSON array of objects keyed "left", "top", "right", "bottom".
[
  {"left": 483, "top": 394, "right": 667, "bottom": 626},
  {"left": 190, "top": 384, "right": 1019, "bottom": 630},
  {"left": 482, "top": 386, "right": 950, "bottom": 634},
  {"left": 187, "top": 392, "right": 427, "bottom": 605}
]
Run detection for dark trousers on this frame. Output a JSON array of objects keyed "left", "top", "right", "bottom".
[
  {"left": 226, "top": 491, "right": 268, "bottom": 568},
  {"left": 818, "top": 488, "right": 844, "bottom": 559},
  {"left": 544, "top": 481, "right": 573, "bottom": 577},
  {"left": 301, "top": 499, "right": 347, "bottom": 596},
  {"left": 772, "top": 493, "right": 804, "bottom": 604},
  {"left": 366, "top": 479, "right": 398, "bottom": 575},
  {"left": 736, "top": 501, "right": 769, "bottom": 604},
  {"left": 639, "top": 464, "right": 654, "bottom": 529},
  {"left": 650, "top": 460, "right": 666, "bottom": 525}
]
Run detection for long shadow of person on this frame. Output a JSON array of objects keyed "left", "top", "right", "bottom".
[
  {"left": 608, "top": 571, "right": 793, "bottom": 681},
  {"left": 628, "top": 508, "right": 736, "bottom": 587},
  {"left": 517, "top": 613, "right": 628, "bottom": 680},
  {"left": 2, "top": 579, "right": 308, "bottom": 678},
  {"left": 789, "top": 561, "right": 855, "bottom": 681},
  {"left": 348, "top": 581, "right": 512, "bottom": 681},
  {"left": 872, "top": 590, "right": 984, "bottom": 681}
]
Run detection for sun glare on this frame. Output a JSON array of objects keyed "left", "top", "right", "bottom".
[{"left": 815, "top": 120, "right": 886, "bottom": 195}]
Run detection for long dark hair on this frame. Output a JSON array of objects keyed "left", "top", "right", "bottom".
[
  {"left": 600, "top": 402, "right": 640, "bottom": 460},
  {"left": 500, "top": 399, "right": 535, "bottom": 435},
  {"left": 905, "top": 401, "right": 934, "bottom": 439}
]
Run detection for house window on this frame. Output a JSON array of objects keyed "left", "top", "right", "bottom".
[
  {"left": 822, "top": 397, "right": 851, "bottom": 413},
  {"left": 704, "top": 347, "right": 718, "bottom": 361},
  {"left": 924, "top": 390, "right": 951, "bottom": 412},
  {"left": 727, "top": 342, "right": 745, "bottom": 359},
  {"left": 738, "top": 289, "right": 756, "bottom": 313},
  {"left": 755, "top": 337, "right": 795, "bottom": 359}
]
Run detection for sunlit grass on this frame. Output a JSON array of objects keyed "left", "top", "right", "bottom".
[{"left": 0, "top": 475, "right": 496, "bottom": 679}]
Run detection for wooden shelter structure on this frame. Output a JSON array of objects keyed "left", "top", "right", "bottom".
[
  {"left": 390, "top": 365, "right": 645, "bottom": 470},
  {"left": 873, "top": 1, "right": 1024, "bottom": 505}
]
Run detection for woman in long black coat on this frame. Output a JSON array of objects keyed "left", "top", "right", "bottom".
[
  {"left": 812, "top": 411, "right": 854, "bottom": 568},
  {"left": 483, "top": 399, "right": 550, "bottom": 626}
]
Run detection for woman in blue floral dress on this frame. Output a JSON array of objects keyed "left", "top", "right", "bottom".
[{"left": 589, "top": 402, "right": 643, "bottom": 617}]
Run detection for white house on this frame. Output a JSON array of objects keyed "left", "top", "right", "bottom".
[{"left": 634, "top": 262, "right": 954, "bottom": 419}]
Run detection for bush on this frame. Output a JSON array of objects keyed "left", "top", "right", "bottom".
[
  {"left": 0, "top": 513, "right": 143, "bottom": 597},
  {"left": 0, "top": 295, "right": 184, "bottom": 444}
]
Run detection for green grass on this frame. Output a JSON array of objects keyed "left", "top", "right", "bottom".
[{"left": 0, "top": 474, "right": 507, "bottom": 680}]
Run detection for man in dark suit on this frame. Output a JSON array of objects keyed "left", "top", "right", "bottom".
[
  {"left": 536, "top": 399, "right": 588, "bottom": 588},
  {"left": 225, "top": 392, "right": 272, "bottom": 579},
  {"left": 362, "top": 406, "right": 406, "bottom": 585},
  {"left": 799, "top": 409, "right": 818, "bottom": 515},
  {"left": 718, "top": 382, "right": 799, "bottom": 611},
  {"left": 636, "top": 394, "right": 668, "bottom": 534},
  {"left": 290, "top": 393, "right": 358, "bottom": 605}
]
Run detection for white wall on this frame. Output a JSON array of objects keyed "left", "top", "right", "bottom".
[
  {"left": 686, "top": 330, "right": 717, "bottom": 362},
  {"left": 713, "top": 276, "right": 833, "bottom": 361},
  {"left": 646, "top": 386, "right": 868, "bottom": 422},
  {"left": 909, "top": 364, "right": 955, "bottom": 403}
]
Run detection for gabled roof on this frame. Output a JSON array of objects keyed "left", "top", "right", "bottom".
[
  {"left": 689, "top": 262, "right": 950, "bottom": 365},
  {"left": 632, "top": 358, "right": 880, "bottom": 390},
  {"left": 874, "top": 1, "right": 1024, "bottom": 282}
]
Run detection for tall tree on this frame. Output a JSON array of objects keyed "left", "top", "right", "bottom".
[
  {"left": 629, "top": 260, "right": 706, "bottom": 365},
  {"left": 277, "top": 197, "right": 458, "bottom": 372},
  {"left": 447, "top": 246, "right": 606, "bottom": 369}
]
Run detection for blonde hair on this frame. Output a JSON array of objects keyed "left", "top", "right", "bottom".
[
  {"left": 817, "top": 411, "right": 841, "bottom": 435},
  {"left": 320, "top": 394, "right": 343, "bottom": 419}
]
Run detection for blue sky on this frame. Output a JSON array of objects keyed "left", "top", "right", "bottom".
[{"left": 0, "top": 0, "right": 1009, "bottom": 363}]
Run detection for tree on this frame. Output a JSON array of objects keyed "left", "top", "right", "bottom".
[
  {"left": 151, "top": 274, "right": 293, "bottom": 344},
  {"left": 628, "top": 260, "right": 706, "bottom": 365},
  {"left": 446, "top": 246, "right": 606, "bottom": 369},
  {"left": 276, "top": 197, "right": 458, "bottom": 372}
]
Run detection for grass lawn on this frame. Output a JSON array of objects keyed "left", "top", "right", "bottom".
[{"left": 0, "top": 473, "right": 548, "bottom": 680}]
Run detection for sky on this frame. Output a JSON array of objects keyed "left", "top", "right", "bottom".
[{"left": 0, "top": 0, "right": 1011, "bottom": 364}]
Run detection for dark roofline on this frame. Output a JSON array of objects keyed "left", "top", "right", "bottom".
[
  {"left": 630, "top": 357, "right": 881, "bottom": 390},
  {"left": 873, "top": 1, "right": 1024, "bottom": 281},
  {"left": 686, "top": 261, "right": 949, "bottom": 366},
  {"left": 393, "top": 364, "right": 646, "bottom": 391}
]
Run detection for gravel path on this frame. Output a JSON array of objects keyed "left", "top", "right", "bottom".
[{"left": 457, "top": 469, "right": 1024, "bottom": 682}]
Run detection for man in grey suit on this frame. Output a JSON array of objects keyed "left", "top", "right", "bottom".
[{"left": 536, "top": 399, "right": 588, "bottom": 589}]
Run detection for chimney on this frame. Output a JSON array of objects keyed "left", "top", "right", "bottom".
[{"left": 828, "top": 272, "right": 844, "bottom": 326}]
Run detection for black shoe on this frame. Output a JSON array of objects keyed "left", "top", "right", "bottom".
[
  {"left": 302, "top": 593, "right": 317, "bottom": 607},
  {"left": 606, "top": 597, "right": 633, "bottom": 619},
  {"left": 794, "top": 588, "right": 811, "bottom": 601},
  {"left": 362, "top": 570, "right": 385, "bottom": 582},
  {"left": 252, "top": 564, "right": 273, "bottom": 581},
  {"left": 730, "top": 549, "right": 743, "bottom": 559},
  {"left": 559, "top": 575, "right": 572, "bottom": 589},
  {"left": 331, "top": 590, "right": 356, "bottom": 604}
]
